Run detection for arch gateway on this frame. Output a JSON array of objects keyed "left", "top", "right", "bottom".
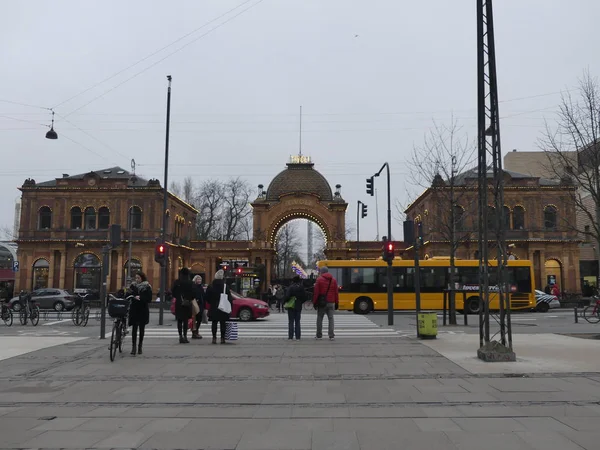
[{"left": 188, "top": 157, "right": 384, "bottom": 293}]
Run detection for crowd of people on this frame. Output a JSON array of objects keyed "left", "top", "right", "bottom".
[{"left": 119, "top": 265, "right": 340, "bottom": 355}]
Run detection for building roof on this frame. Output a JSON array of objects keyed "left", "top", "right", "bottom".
[
  {"left": 33, "top": 167, "right": 150, "bottom": 187},
  {"left": 266, "top": 162, "right": 334, "bottom": 201},
  {"left": 453, "top": 167, "right": 560, "bottom": 186}
]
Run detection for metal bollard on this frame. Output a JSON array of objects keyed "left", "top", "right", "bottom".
[{"left": 574, "top": 306, "right": 578, "bottom": 323}]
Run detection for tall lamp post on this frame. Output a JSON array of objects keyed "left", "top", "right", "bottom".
[
  {"left": 367, "top": 162, "right": 393, "bottom": 325},
  {"left": 159, "top": 75, "right": 172, "bottom": 326}
]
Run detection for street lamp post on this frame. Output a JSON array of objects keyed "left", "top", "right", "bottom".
[
  {"left": 159, "top": 75, "right": 172, "bottom": 326},
  {"left": 127, "top": 159, "right": 136, "bottom": 286},
  {"left": 368, "top": 162, "right": 393, "bottom": 325}
]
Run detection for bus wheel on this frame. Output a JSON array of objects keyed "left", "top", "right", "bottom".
[
  {"left": 354, "top": 297, "right": 372, "bottom": 315},
  {"left": 466, "top": 297, "right": 480, "bottom": 314}
]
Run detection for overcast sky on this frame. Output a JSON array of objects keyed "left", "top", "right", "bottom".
[{"left": 1, "top": 0, "right": 599, "bottom": 242}]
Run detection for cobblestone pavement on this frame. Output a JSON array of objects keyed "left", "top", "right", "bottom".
[{"left": 1, "top": 327, "right": 600, "bottom": 449}]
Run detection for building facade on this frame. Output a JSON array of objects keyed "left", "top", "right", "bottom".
[
  {"left": 15, "top": 168, "right": 198, "bottom": 295},
  {"left": 405, "top": 169, "right": 581, "bottom": 293}
]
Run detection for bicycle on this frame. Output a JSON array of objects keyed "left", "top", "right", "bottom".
[
  {"left": 1, "top": 301, "right": 12, "bottom": 326},
  {"left": 72, "top": 294, "right": 91, "bottom": 327},
  {"left": 583, "top": 296, "right": 600, "bottom": 323},
  {"left": 19, "top": 295, "right": 39, "bottom": 326},
  {"left": 107, "top": 295, "right": 131, "bottom": 362}
]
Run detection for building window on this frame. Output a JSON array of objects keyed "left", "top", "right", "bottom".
[
  {"left": 128, "top": 206, "right": 142, "bottom": 230},
  {"left": 513, "top": 206, "right": 525, "bottom": 230},
  {"left": 84, "top": 207, "right": 96, "bottom": 230},
  {"left": 544, "top": 205, "right": 557, "bottom": 230},
  {"left": 73, "top": 253, "right": 101, "bottom": 295},
  {"left": 487, "top": 206, "right": 496, "bottom": 230},
  {"left": 502, "top": 206, "right": 511, "bottom": 230},
  {"left": 71, "top": 207, "right": 82, "bottom": 229},
  {"left": 98, "top": 207, "right": 110, "bottom": 229},
  {"left": 123, "top": 258, "right": 142, "bottom": 285},
  {"left": 32, "top": 258, "right": 49, "bottom": 290},
  {"left": 38, "top": 206, "right": 52, "bottom": 230},
  {"left": 454, "top": 206, "right": 465, "bottom": 230}
]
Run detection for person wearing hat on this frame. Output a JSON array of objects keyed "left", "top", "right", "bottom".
[
  {"left": 312, "top": 266, "right": 339, "bottom": 340},
  {"left": 205, "top": 269, "right": 233, "bottom": 344}
]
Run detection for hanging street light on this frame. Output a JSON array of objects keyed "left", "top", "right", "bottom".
[{"left": 45, "top": 110, "right": 58, "bottom": 139}]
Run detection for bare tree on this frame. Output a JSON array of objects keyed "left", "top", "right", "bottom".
[
  {"left": 0, "top": 226, "right": 15, "bottom": 241},
  {"left": 195, "top": 180, "right": 224, "bottom": 240},
  {"left": 221, "top": 178, "right": 252, "bottom": 241},
  {"left": 182, "top": 176, "right": 194, "bottom": 204},
  {"left": 539, "top": 70, "right": 600, "bottom": 286},
  {"left": 407, "top": 119, "right": 477, "bottom": 323},
  {"left": 275, "top": 222, "right": 301, "bottom": 278},
  {"left": 169, "top": 181, "right": 182, "bottom": 198}
]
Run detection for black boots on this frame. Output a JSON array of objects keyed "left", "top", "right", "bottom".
[
  {"left": 137, "top": 341, "right": 143, "bottom": 355},
  {"left": 131, "top": 337, "right": 137, "bottom": 356}
]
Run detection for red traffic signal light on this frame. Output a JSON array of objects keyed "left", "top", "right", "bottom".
[
  {"left": 154, "top": 242, "right": 167, "bottom": 266},
  {"left": 236, "top": 267, "right": 243, "bottom": 275},
  {"left": 387, "top": 242, "right": 393, "bottom": 252}
]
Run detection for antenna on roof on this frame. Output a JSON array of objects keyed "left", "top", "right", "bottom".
[
  {"left": 131, "top": 159, "right": 136, "bottom": 175},
  {"left": 298, "top": 105, "right": 302, "bottom": 156}
]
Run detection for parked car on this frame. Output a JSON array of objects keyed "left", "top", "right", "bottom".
[
  {"left": 9, "top": 289, "right": 77, "bottom": 312},
  {"left": 171, "top": 290, "right": 269, "bottom": 321},
  {"left": 534, "top": 289, "right": 561, "bottom": 312}
]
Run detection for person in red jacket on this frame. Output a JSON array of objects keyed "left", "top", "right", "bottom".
[{"left": 312, "top": 266, "right": 339, "bottom": 340}]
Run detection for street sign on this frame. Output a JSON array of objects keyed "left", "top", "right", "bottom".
[{"left": 12, "top": 261, "right": 19, "bottom": 272}]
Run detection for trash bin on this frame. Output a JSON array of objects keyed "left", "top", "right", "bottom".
[{"left": 417, "top": 311, "right": 438, "bottom": 339}]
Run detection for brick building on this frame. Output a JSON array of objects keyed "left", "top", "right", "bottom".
[
  {"left": 405, "top": 168, "right": 581, "bottom": 293},
  {"left": 15, "top": 167, "right": 198, "bottom": 295}
]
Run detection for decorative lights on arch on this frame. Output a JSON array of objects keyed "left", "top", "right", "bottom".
[{"left": 269, "top": 212, "right": 329, "bottom": 244}]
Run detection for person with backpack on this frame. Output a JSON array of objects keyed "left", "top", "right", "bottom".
[
  {"left": 284, "top": 275, "right": 306, "bottom": 340},
  {"left": 312, "top": 266, "right": 339, "bottom": 340}
]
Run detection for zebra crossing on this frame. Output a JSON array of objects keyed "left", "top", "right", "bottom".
[{"left": 142, "top": 312, "right": 403, "bottom": 340}]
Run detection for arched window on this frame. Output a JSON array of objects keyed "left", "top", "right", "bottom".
[
  {"left": 98, "top": 207, "right": 110, "bottom": 229},
  {"left": 32, "top": 258, "right": 49, "bottom": 290},
  {"left": 487, "top": 206, "right": 496, "bottom": 230},
  {"left": 38, "top": 206, "right": 52, "bottom": 229},
  {"left": 502, "top": 206, "right": 511, "bottom": 230},
  {"left": 513, "top": 206, "right": 525, "bottom": 230},
  {"left": 73, "top": 253, "right": 101, "bottom": 294},
  {"left": 70, "top": 207, "right": 82, "bottom": 229},
  {"left": 123, "top": 258, "right": 142, "bottom": 284},
  {"left": 84, "top": 207, "right": 96, "bottom": 230},
  {"left": 454, "top": 206, "right": 465, "bottom": 230},
  {"left": 544, "top": 205, "right": 557, "bottom": 230},
  {"left": 128, "top": 206, "right": 142, "bottom": 230}
]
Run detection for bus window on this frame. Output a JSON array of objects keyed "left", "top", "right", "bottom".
[
  {"left": 328, "top": 267, "right": 343, "bottom": 289},
  {"left": 509, "top": 267, "right": 532, "bottom": 293},
  {"left": 349, "top": 267, "right": 382, "bottom": 293},
  {"left": 420, "top": 267, "right": 447, "bottom": 293}
]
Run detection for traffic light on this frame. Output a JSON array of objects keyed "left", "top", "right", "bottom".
[
  {"left": 154, "top": 241, "right": 167, "bottom": 266},
  {"left": 366, "top": 176, "right": 374, "bottom": 196},
  {"left": 417, "top": 222, "right": 424, "bottom": 245},
  {"left": 361, "top": 203, "right": 368, "bottom": 218},
  {"left": 222, "top": 264, "right": 229, "bottom": 273},
  {"left": 382, "top": 238, "right": 394, "bottom": 263},
  {"left": 236, "top": 267, "right": 243, "bottom": 275}
]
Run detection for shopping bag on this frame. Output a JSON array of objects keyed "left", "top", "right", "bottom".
[
  {"left": 218, "top": 281, "right": 232, "bottom": 314},
  {"left": 284, "top": 296, "right": 296, "bottom": 310},
  {"left": 225, "top": 321, "right": 238, "bottom": 341},
  {"left": 187, "top": 318, "right": 194, "bottom": 330},
  {"left": 201, "top": 309, "right": 208, "bottom": 324}
]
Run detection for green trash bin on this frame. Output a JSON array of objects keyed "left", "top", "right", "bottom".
[{"left": 417, "top": 311, "right": 438, "bottom": 339}]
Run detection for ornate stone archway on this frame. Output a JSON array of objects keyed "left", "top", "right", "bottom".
[{"left": 250, "top": 158, "right": 348, "bottom": 285}]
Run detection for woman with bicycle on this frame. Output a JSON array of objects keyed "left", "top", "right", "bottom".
[{"left": 128, "top": 272, "right": 152, "bottom": 355}]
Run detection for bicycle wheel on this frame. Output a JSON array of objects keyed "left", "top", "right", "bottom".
[
  {"left": 71, "top": 308, "right": 78, "bottom": 325},
  {"left": 109, "top": 322, "right": 118, "bottom": 362},
  {"left": 31, "top": 306, "right": 40, "bottom": 326},
  {"left": 118, "top": 322, "right": 126, "bottom": 353},
  {"left": 82, "top": 307, "right": 90, "bottom": 327},
  {"left": 19, "top": 310, "right": 27, "bottom": 325},
  {"left": 583, "top": 306, "right": 600, "bottom": 323},
  {"left": 2, "top": 308, "right": 12, "bottom": 326}
]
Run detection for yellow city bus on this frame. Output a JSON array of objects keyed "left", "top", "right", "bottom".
[{"left": 316, "top": 258, "right": 535, "bottom": 314}]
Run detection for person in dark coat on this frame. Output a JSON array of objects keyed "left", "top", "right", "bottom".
[
  {"left": 127, "top": 272, "right": 152, "bottom": 355},
  {"left": 285, "top": 275, "right": 306, "bottom": 340},
  {"left": 205, "top": 269, "right": 232, "bottom": 344},
  {"left": 192, "top": 275, "right": 206, "bottom": 339},
  {"left": 171, "top": 267, "right": 194, "bottom": 343}
]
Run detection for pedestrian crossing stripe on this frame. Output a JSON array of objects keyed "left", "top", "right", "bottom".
[{"left": 142, "top": 314, "right": 404, "bottom": 339}]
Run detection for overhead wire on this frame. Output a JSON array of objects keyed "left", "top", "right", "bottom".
[{"left": 61, "top": 0, "right": 265, "bottom": 119}]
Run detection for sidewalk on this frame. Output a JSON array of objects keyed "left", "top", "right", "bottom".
[{"left": 0, "top": 329, "right": 599, "bottom": 449}]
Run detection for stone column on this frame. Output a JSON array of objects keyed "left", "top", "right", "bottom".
[
  {"left": 59, "top": 251, "right": 67, "bottom": 289},
  {"left": 116, "top": 251, "right": 124, "bottom": 289},
  {"left": 48, "top": 251, "right": 55, "bottom": 289}
]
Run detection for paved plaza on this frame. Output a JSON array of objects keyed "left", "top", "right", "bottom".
[{"left": 1, "top": 312, "right": 600, "bottom": 449}]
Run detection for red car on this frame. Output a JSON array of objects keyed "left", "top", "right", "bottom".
[{"left": 171, "top": 291, "right": 269, "bottom": 322}]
